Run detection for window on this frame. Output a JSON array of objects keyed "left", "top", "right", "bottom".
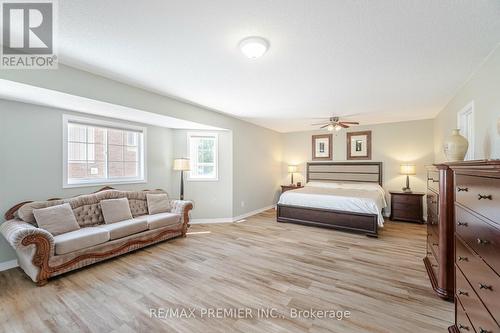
[
  {"left": 457, "top": 101, "right": 475, "bottom": 161},
  {"left": 63, "top": 115, "right": 146, "bottom": 187},
  {"left": 187, "top": 133, "right": 218, "bottom": 180}
]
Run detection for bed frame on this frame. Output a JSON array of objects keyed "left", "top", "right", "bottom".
[{"left": 277, "top": 162, "right": 383, "bottom": 237}]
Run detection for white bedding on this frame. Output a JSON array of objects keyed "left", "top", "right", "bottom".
[{"left": 278, "top": 182, "right": 387, "bottom": 226}]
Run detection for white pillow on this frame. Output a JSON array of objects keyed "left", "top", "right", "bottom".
[
  {"left": 146, "top": 193, "right": 171, "bottom": 215},
  {"left": 305, "top": 181, "right": 343, "bottom": 189},
  {"left": 305, "top": 181, "right": 385, "bottom": 196},
  {"left": 100, "top": 198, "right": 133, "bottom": 224},
  {"left": 338, "top": 182, "right": 383, "bottom": 191},
  {"left": 33, "top": 203, "right": 80, "bottom": 236}
]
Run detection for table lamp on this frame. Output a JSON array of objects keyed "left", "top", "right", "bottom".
[
  {"left": 400, "top": 164, "right": 416, "bottom": 193},
  {"left": 288, "top": 165, "right": 298, "bottom": 185}
]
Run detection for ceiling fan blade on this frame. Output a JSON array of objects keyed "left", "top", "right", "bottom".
[
  {"left": 311, "top": 122, "right": 330, "bottom": 126},
  {"left": 339, "top": 121, "right": 359, "bottom": 125},
  {"left": 320, "top": 124, "right": 330, "bottom": 128},
  {"left": 338, "top": 123, "right": 349, "bottom": 128}
]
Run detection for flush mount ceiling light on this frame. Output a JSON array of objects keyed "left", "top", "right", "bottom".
[{"left": 239, "top": 36, "right": 269, "bottom": 59}]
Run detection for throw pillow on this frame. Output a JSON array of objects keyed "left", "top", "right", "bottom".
[
  {"left": 33, "top": 203, "right": 80, "bottom": 236},
  {"left": 146, "top": 193, "right": 171, "bottom": 214},
  {"left": 100, "top": 197, "right": 133, "bottom": 224}
]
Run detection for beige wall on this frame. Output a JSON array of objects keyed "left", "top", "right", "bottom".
[
  {"left": 0, "top": 100, "right": 174, "bottom": 263},
  {"left": 0, "top": 65, "right": 283, "bottom": 218},
  {"left": 171, "top": 129, "right": 233, "bottom": 220},
  {"left": 0, "top": 65, "right": 283, "bottom": 264},
  {"left": 282, "top": 119, "right": 435, "bottom": 214},
  {"left": 434, "top": 46, "right": 500, "bottom": 162}
]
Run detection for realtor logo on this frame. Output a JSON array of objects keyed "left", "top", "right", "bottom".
[{"left": 1, "top": 0, "right": 57, "bottom": 69}]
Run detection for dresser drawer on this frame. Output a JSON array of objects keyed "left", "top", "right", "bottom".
[
  {"left": 427, "top": 192, "right": 439, "bottom": 216},
  {"left": 456, "top": 236, "right": 500, "bottom": 324},
  {"left": 456, "top": 206, "right": 500, "bottom": 275},
  {"left": 456, "top": 174, "right": 500, "bottom": 225},
  {"left": 457, "top": 298, "right": 475, "bottom": 333},
  {"left": 392, "top": 194, "right": 421, "bottom": 204},
  {"left": 456, "top": 267, "right": 500, "bottom": 333},
  {"left": 428, "top": 223, "right": 439, "bottom": 244},
  {"left": 427, "top": 238, "right": 439, "bottom": 262},
  {"left": 392, "top": 208, "right": 418, "bottom": 220},
  {"left": 427, "top": 208, "right": 438, "bottom": 226},
  {"left": 392, "top": 202, "right": 419, "bottom": 210},
  {"left": 427, "top": 247, "right": 439, "bottom": 278},
  {"left": 428, "top": 171, "right": 440, "bottom": 193}
]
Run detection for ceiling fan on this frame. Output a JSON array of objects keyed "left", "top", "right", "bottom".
[{"left": 311, "top": 116, "right": 360, "bottom": 131}]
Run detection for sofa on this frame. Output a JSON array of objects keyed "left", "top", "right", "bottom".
[{"left": 0, "top": 188, "right": 193, "bottom": 286}]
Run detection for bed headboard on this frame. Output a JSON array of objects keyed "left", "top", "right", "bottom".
[{"left": 306, "top": 162, "right": 383, "bottom": 186}]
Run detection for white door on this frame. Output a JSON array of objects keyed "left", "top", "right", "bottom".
[{"left": 457, "top": 101, "right": 475, "bottom": 161}]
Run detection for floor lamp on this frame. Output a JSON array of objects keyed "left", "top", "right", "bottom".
[{"left": 173, "top": 158, "right": 190, "bottom": 200}]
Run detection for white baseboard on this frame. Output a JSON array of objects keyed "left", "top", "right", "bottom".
[
  {"left": 190, "top": 205, "right": 275, "bottom": 224},
  {"left": 232, "top": 205, "right": 276, "bottom": 222},
  {"left": 0, "top": 259, "right": 18, "bottom": 272}
]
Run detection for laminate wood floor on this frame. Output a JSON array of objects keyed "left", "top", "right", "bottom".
[{"left": 0, "top": 210, "right": 453, "bottom": 333}]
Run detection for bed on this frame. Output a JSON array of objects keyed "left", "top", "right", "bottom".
[{"left": 276, "top": 162, "right": 386, "bottom": 237}]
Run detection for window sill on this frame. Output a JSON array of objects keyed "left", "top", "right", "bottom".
[
  {"left": 186, "top": 178, "right": 219, "bottom": 182},
  {"left": 63, "top": 179, "right": 147, "bottom": 189}
]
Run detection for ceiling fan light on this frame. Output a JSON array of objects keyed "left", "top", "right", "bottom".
[
  {"left": 239, "top": 36, "right": 269, "bottom": 59},
  {"left": 334, "top": 125, "right": 342, "bottom": 131},
  {"left": 326, "top": 124, "right": 335, "bottom": 131}
]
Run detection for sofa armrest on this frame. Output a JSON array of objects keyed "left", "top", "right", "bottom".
[
  {"left": 0, "top": 219, "right": 55, "bottom": 252},
  {"left": 170, "top": 200, "right": 193, "bottom": 236},
  {"left": 0, "top": 219, "right": 55, "bottom": 284}
]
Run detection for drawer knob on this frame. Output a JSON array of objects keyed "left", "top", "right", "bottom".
[
  {"left": 427, "top": 251, "right": 432, "bottom": 255},
  {"left": 432, "top": 242, "right": 438, "bottom": 246},
  {"left": 457, "top": 187, "right": 469, "bottom": 192},
  {"left": 479, "top": 328, "right": 491, "bottom": 333},
  {"left": 458, "top": 290, "right": 469, "bottom": 296},
  {"left": 458, "top": 256, "right": 468, "bottom": 262},
  {"left": 457, "top": 222, "right": 468, "bottom": 227},
  {"left": 478, "top": 194, "right": 492, "bottom": 200},
  {"left": 458, "top": 324, "right": 470, "bottom": 331},
  {"left": 477, "top": 238, "right": 490, "bottom": 245},
  {"left": 431, "top": 200, "right": 437, "bottom": 204},
  {"left": 479, "top": 283, "right": 492, "bottom": 290}
]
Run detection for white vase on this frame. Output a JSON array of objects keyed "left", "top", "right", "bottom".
[{"left": 443, "top": 129, "right": 469, "bottom": 162}]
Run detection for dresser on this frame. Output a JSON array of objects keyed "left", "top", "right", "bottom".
[
  {"left": 423, "top": 164, "right": 454, "bottom": 300},
  {"left": 389, "top": 191, "right": 425, "bottom": 223},
  {"left": 448, "top": 161, "right": 500, "bottom": 333}
]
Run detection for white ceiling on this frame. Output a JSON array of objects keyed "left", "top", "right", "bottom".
[{"left": 56, "top": 0, "right": 500, "bottom": 132}]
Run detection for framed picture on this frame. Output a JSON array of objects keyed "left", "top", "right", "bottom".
[
  {"left": 347, "top": 131, "right": 372, "bottom": 160},
  {"left": 312, "top": 134, "right": 332, "bottom": 160}
]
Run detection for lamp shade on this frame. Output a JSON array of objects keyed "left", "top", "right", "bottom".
[
  {"left": 287, "top": 165, "right": 298, "bottom": 173},
  {"left": 173, "top": 158, "right": 190, "bottom": 171},
  {"left": 400, "top": 164, "right": 416, "bottom": 175}
]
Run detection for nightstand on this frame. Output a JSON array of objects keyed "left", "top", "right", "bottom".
[
  {"left": 389, "top": 191, "right": 425, "bottom": 223},
  {"left": 281, "top": 185, "right": 303, "bottom": 193}
]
